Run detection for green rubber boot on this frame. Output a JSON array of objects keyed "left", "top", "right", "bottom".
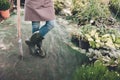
[
  {"left": 26, "top": 31, "right": 46, "bottom": 57},
  {"left": 36, "top": 41, "right": 46, "bottom": 57},
  {"left": 25, "top": 39, "right": 36, "bottom": 55},
  {"left": 25, "top": 31, "right": 42, "bottom": 55},
  {"left": 30, "top": 31, "right": 44, "bottom": 44}
]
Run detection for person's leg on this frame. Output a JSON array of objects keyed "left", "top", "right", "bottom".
[
  {"left": 39, "top": 20, "right": 55, "bottom": 37},
  {"left": 26, "top": 20, "right": 56, "bottom": 57},
  {"left": 31, "top": 20, "right": 55, "bottom": 56},
  {"left": 30, "top": 20, "right": 56, "bottom": 45},
  {"left": 32, "top": 21, "right": 40, "bottom": 33},
  {"left": 25, "top": 21, "right": 40, "bottom": 55},
  {"left": 36, "top": 20, "right": 56, "bottom": 57}
]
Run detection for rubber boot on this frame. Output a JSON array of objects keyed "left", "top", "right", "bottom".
[
  {"left": 36, "top": 40, "right": 46, "bottom": 57},
  {"left": 31, "top": 31, "right": 46, "bottom": 57},
  {"left": 30, "top": 31, "right": 44, "bottom": 44},
  {"left": 25, "top": 39, "right": 36, "bottom": 55},
  {"left": 25, "top": 31, "right": 42, "bottom": 55}
]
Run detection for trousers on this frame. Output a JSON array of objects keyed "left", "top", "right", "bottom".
[{"left": 32, "top": 20, "right": 55, "bottom": 37}]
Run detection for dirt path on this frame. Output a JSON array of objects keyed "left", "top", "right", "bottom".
[{"left": 0, "top": 11, "right": 88, "bottom": 80}]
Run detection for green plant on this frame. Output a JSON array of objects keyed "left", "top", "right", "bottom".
[
  {"left": 54, "top": 0, "right": 65, "bottom": 14},
  {"left": 77, "top": 24, "right": 120, "bottom": 49},
  {"left": 73, "top": 60, "right": 120, "bottom": 80},
  {"left": 109, "top": 0, "right": 120, "bottom": 18},
  {"left": 0, "top": 0, "right": 11, "bottom": 10},
  {"left": 71, "top": 24, "right": 120, "bottom": 66},
  {"left": 71, "top": 0, "right": 111, "bottom": 25}
]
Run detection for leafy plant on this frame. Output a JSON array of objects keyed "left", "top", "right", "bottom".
[
  {"left": 71, "top": 0, "right": 111, "bottom": 25},
  {"left": 73, "top": 60, "right": 120, "bottom": 80},
  {"left": 86, "top": 48, "right": 120, "bottom": 67},
  {"left": 54, "top": 0, "right": 65, "bottom": 14},
  {"left": 76, "top": 24, "right": 120, "bottom": 49},
  {"left": 71, "top": 24, "right": 120, "bottom": 66},
  {"left": 109, "top": 0, "right": 120, "bottom": 18},
  {"left": 0, "top": 0, "right": 11, "bottom": 10}
]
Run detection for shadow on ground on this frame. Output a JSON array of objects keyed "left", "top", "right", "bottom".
[{"left": 0, "top": 12, "right": 89, "bottom": 80}]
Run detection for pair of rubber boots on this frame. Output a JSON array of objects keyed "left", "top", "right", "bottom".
[{"left": 25, "top": 31, "right": 46, "bottom": 57}]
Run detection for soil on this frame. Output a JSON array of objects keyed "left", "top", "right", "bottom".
[{"left": 0, "top": 10, "right": 88, "bottom": 80}]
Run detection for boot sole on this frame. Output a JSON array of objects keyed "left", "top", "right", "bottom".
[{"left": 35, "top": 48, "right": 46, "bottom": 58}]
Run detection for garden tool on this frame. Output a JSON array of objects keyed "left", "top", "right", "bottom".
[{"left": 17, "top": 0, "right": 23, "bottom": 58}]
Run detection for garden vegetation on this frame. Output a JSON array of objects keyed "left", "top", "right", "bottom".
[{"left": 54, "top": 0, "right": 120, "bottom": 79}]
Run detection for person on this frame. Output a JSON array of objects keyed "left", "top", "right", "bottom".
[{"left": 24, "top": 0, "right": 56, "bottom": 57}]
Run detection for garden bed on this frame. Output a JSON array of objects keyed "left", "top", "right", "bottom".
[{"left": 71, "top": 23, "right": 120, "bottom": 68}]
